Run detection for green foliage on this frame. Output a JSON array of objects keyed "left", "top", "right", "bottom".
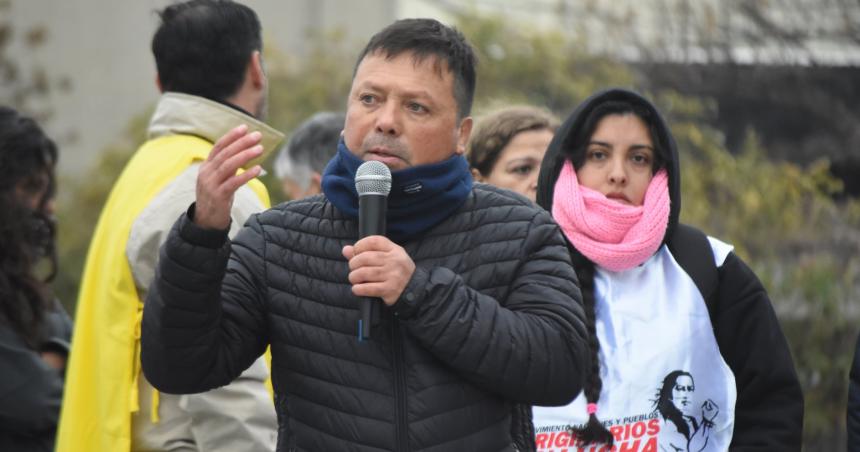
[
  {"left": 783, "top": 256, "right": 859, "bottom": 442},
  {"left": 453, "top": 13, "right": 635, "bottom": 116},
  {"left": 265, "top": 30, "right": 356, "bottom": 133},
  {"left": 678, "top": 129, "right": 847, "bottom": 259}
]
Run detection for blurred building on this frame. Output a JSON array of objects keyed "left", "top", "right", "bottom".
[{"left": 5, "top": 0, "right": 859, "bottom": 190}]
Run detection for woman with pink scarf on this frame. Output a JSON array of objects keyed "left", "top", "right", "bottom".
[{"left": 531, "top": 89, "right": 803, "bottom": 451}]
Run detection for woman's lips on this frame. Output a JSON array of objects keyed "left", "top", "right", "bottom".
[{"left": 605, "top": 193, "right": 631, "bottom": 205}]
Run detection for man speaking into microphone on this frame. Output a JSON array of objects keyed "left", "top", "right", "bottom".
[{"left": 142, "top": 18, "right": 588, "bottom": 451}]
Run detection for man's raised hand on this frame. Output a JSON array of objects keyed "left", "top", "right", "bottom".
[{"left": 194, "top": 125, "right": 263, "bottom": 230}]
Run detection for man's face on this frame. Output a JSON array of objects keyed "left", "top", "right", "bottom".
[{"left": 343, "top": 51, "right": 472, "bottom": 171}]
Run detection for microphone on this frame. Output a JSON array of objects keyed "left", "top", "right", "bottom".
[{"left": 355, "top": 160, "right": 392, "bottom": 341}]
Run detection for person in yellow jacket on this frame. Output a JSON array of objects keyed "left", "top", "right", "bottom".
[{"left": 57, "top": 1, "right": 282, "bottom": 450}]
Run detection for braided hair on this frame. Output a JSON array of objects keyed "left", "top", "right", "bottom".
[
  {"left": 568, "top": 253, "right": 615, "bottom": 445},
  {"left": 563, "top": 100, "right": 668, "bottom": 447}
]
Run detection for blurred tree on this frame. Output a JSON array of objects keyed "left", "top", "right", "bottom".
[
  {"left": 52, "top": 111, "right": 150, "bottom": 313},
  {"left": 453, "top": 12, "right": 635, "bottom": 116},
  {"left": 0, "top": 0, "right": 72, "bottom": 125},
  {"left": 262, "top": 29, "right": 358, "bottom": 205},
  {"left": 624, "top": 0, "right": 860, "bottom": 198}
]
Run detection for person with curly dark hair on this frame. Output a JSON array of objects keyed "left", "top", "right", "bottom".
[{"left": 0, "top": 106, "right": 72, "bottom": 452}]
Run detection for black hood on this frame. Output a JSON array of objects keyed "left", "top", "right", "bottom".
[{"left": 536, "top": 88, "right": 681, "bottom": 245}]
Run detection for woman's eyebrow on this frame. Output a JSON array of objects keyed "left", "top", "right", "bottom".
[
  {"left": 630, "top": 144, "right": 655, "bottom": 151},
  {"left": 588, "top": 140, "right": 612, "bottom": 148}
]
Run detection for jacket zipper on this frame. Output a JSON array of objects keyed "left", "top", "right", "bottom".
[{"left": 392, "top": 318, "right": 410, "bottom": 452}]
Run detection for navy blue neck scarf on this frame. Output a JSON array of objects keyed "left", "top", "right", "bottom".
[{"left": 321, "top": 140, "right": 473, "bottom": 242}]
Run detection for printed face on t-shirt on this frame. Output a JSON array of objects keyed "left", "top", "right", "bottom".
[{"left": 671, "top": 375, "right": 695, "bottom": 417}]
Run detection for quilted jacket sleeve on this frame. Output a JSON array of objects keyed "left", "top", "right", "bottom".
[
  {"left": 141, "top": 207, "right": 270, "bottom": 394},
  {"left": 392, "top": 209, "right": 588, "bottom": 406},
  {"left": 714, "top": 253, "right": 804, "bottom": 451}
]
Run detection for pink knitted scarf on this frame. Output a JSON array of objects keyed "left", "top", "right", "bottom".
[{"left": 552, "top": 161, "right": 671, "bottom": 272}]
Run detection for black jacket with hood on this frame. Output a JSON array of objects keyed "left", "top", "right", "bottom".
[
  {"left": 141, "top": 183, "right": 589, "bottom": 452},
  {"left": 536, "top": 88, "right": 804, "bottom": 450}
]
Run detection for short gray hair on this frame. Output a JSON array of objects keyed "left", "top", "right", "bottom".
[{"left": 273, "top": 111, "right": 345, "bottom": 190}]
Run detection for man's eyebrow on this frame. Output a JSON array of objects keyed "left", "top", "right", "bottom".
[{"left": 357, "top": 81, "right": 434, "bottom": 102}]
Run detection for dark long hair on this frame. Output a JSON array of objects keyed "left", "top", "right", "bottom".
[
  {"left": 568, "top": 254, "right": 615, "bottom": 446},
  {"left": 566, "top": 100, "right": 667, "bottom": 447},
  {"left": 0, "top": 107, "right": 58, "bottom": 348},
  {"left": 654, "top": 370, "right": 694, "bottom": 439}
]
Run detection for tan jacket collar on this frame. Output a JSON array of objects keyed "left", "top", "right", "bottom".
[{"left": 148, "top": 92, "right": 284, "bottom": 157}]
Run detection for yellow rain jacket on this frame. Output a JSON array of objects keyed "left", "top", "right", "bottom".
[{"left": 57, "top": 93, "right": 283, "bottom": 451}]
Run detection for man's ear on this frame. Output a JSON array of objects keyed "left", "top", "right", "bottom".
[
  {"left": 455, "top": 116, "right": 473, "bottom": 155},
  {"left": 470, "top": 168, "right": 484, "bottom": 182},
  {"left": 249, "top": 50, "right": 265, "bottom": 89},
  {"left": 310, "top": 172, "right": 323, "bottom": 194},
  {"left": 156, "top": 74, "right": 163, "bottom": 93}
]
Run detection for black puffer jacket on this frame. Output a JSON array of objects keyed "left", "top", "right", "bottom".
[{"left": 142, "top": 184, "right": 588, "bottom": 452}]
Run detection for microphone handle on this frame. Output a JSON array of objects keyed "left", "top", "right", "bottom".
[{"left": 358, "top": 194, "right": 387, "bottom": 341}]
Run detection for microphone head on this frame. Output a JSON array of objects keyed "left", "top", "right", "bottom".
[{"left": 355, "top": 161, "right": 392, "bottom": 196}]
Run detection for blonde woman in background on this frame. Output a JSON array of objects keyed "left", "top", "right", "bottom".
[{"left": 467, "top": 106, "right": 559, "bottom": 202}]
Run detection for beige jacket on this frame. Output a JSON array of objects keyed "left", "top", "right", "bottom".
[{"left": 128, "top": 93, "right": 283, "bottom": 452}]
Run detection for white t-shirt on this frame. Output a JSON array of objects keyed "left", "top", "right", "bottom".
[{"left": 533, "top": 239, "right": 737, "bottom": 452}]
